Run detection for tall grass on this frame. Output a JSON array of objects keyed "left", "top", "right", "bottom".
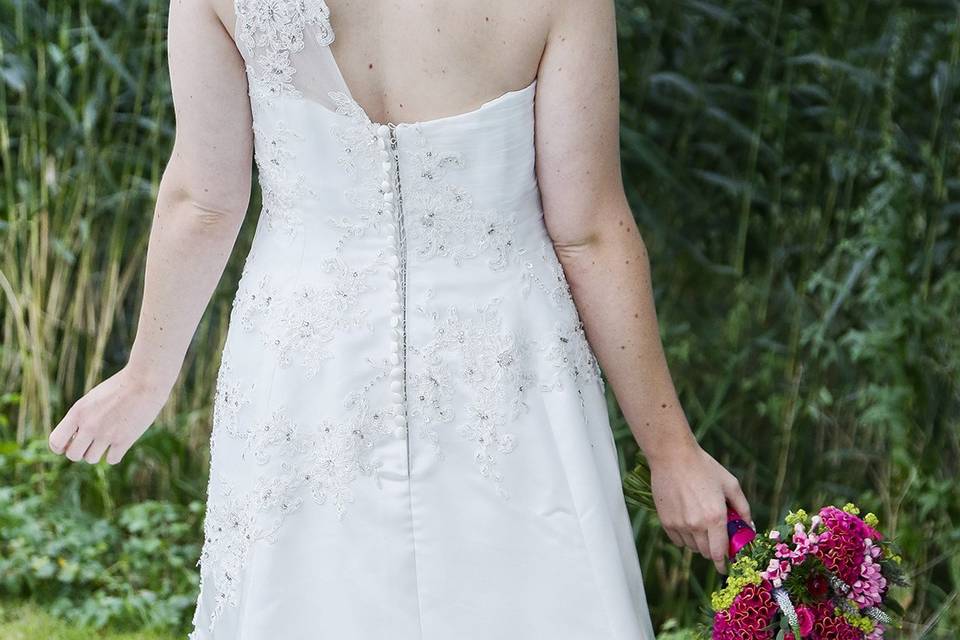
[{"left": 1, "top": 0, "right": 958, "bottom": 636}]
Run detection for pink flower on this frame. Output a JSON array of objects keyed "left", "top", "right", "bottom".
[
  {"left": 760, "top": 556, "right": 793, "bottom": 587},
  {"left": 795, "top": 605, "right": 815, "bottom": 637},
  {"left": 792, "top": 523, "right": 821, "bottom": 561},
  {"left": 818, "top": 506, "right": 883, "bottom": 542},
  {"left": 848, "top": 539, "right": 887, "bottom": 609}
]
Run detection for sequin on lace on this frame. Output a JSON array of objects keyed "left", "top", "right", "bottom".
[
  {"left": 521, "top": 240, "right": 604, "bottom": 394},
  {"left": 197, "top": 363, "right": 400, "bottom": 634},
  {"left": 234, "top": 0, "right": 334, "bottom": 103},
  {"left": 412, "top": 296, "right": 536, "bottom": 499},
  {"left": 403, "top": 126, "right": 519, "bottom": 269},
  {"left": 252, "top": 119, "right": 317, "bottom": 237},
  {"left": 230, "top": 256, "right": 379, "bottom": 377}
]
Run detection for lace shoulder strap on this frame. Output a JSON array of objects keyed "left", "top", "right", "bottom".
[{"left": 234, "top": 0, "right": 349, "bottom": 110}]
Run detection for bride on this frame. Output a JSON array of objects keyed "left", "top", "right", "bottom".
[{"left": 49, "top": 0, "right": 751, "bottom": 637}]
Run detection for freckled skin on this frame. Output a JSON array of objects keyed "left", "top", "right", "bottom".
[{"left": 532, "top": 0, "right": 749, "bottom": 573}]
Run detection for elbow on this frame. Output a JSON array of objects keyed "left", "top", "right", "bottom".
[
  {"left": 187, "top": 198, "right": 248, "bottom": 229},
  {"left": 548, "top": 202, "right": 645, "bottom": 267},
  {"left": 552, "top": 231, "right": 602, "bottom": 264},
  {"left": 159, "top": 176, "right": 249, "bottom": 230}
]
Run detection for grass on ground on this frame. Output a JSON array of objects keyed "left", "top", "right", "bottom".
[{"left": 0, "top": 600, "right": 176, "bottom": 640}]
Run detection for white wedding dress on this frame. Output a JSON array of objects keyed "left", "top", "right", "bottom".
[{"left": 188, "top": 2, "right": 656, "bottom": 638}]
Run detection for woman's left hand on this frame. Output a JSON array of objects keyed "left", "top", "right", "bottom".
[{"left": 649, "top": 442, "right": 752, "bottom": 574}]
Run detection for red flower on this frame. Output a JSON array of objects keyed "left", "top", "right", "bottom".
[
  {"left": 807, "top": 574, "right": 830, "bottom": 601},
  {"left": 809, "top": 602, "right": 861, "bottom": 640},
  {"left": 712, "top": 582, "right": 779, "bottom": 640}
]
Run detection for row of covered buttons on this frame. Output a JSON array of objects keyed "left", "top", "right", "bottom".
[{"left": 377, "top": 124, "right": 407, "bottom": 441}]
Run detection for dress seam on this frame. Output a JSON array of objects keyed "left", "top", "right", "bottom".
[{"left": 538, "top": 383, "right": 621, "bottom": 639}]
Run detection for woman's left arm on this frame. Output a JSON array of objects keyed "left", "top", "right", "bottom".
[{"left": 534, "top": 0, "right": 751, "bottom": 574}]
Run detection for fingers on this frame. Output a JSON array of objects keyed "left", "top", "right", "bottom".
[
  {"left": 692, "top": 530, "right": 713, "bottom": 563},
  {"left": 663, "top": 527, "right": 684, "bottom": 548},
  {"left": 49, "top": 415, "right": 79, "bottom": 455},
  {"left": 664, "top": 507, "right": 730, "bottom": 575},
  {"left": 724, "top": 476, "right": 752, "bottom": 526},
  {"left": 64, "top": 428, "right": 94, "bottom": 462},
  {"left": 679, "top": 530, "right": 700, "bottom": 555},
  {"left": 83, "top": 439, "right": 111, "bottom": 464},
  {"left": 105, "top": 441, "right": 131, "bottom": 466},
  {"left": 707, "top": 525, "right": 728, "bottom": 574}
]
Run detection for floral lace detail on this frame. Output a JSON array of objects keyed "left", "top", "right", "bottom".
[
  {"left": 234, "top": 0, "right": 334, "bottom": 104},
  {"left": 326, "top": 100, "right": 519, "bottom": 271},
  {"left": 404, "top": 126, "right": 518, "bottom": 269},
  {"left": 194, "top": 362, "right": 399, "bottom": 636},
  {"left": 408, "top": 357, "right": 454, "bottom": 455},
  {"left": 412, "top": 294, "right": 536, "bottom": 499},
  {"left": 195, "top": 469, "right": 305, "bottom": 634},
  {"left": 209, "top": 347, "right": 253, "bottom": 462},
  {"left": 230, "top": 256, "right": 378, "bottom": 377},
  {"left": 328, "top": 93, "right": 395, "bottom": 247},
  {"left": 252, "top": 119, "right": 316, "bottom": 238},
  {"left": 520, "top": 240, "right": 604, "bottom": 394}
]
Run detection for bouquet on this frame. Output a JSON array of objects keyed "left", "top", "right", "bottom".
[{"left": 710, "top": 503, "right": 907, "bottom": 640}]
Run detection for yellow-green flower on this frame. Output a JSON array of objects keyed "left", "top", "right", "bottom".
[
  {"left": 864, "top": 512, "right": 879, "bottom": 527},
  {"left": 709, "top": 556, "right": 761, "bottom": 611},
  {"left": 839, "top": 607, "right": 875, "bottom": 633},
  {"left": 842, "top": 502, "right": 860, "bottom": 515},
  {"left": 785, "top": 509, "right": 809, "bottom": 526}
]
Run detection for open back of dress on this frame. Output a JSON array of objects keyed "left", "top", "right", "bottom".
[{"left": 189, "top": 2, "right": 656, "bottom": 638}]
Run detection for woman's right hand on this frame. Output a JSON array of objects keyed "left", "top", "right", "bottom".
[{"left": 48, "top": 366, "right": 172, "bottom": 465}]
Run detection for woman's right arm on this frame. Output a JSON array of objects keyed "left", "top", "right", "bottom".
[{"left": 48, "top": 0, "right": 253, "bottom": 464}]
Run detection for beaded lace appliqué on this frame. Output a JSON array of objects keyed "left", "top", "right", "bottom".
[
  {"left": 252, "top": 119, "right": 317, "bottom": 238},
  {"left": 230, "top": 257, "right": 378, "bottom": 377},
  {"left": 412, "top": 295, "right": 536, "bottom": 499},
  {"left": 521, "top": 240, "right": 604, "bottom": 394},
  {"left": 234, "top": 0, "right": 334, "bottom": 104},
  {"left": 404, "top": 127, "right": 518, "bottom": 269},
  {"left": 195, "top": 360, "right": 399, "bottom": 636},
  {"left": 327, "top": 93, "right": 396, "bottom": 246}
]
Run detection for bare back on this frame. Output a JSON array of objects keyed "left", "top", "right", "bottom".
[{"left": 212, "top": 0, "right": 553, "bottom": 126}]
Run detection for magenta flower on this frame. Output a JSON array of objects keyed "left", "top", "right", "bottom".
[
  {"left": 814, "top": 507, "right": 876, "bottom": 585},
  {"left": 795, "top": 605, "right": 815, "bottom": 636},
  {"left": 810, "top": 602, "right": 861, "bottom": 640},
  {"left": 712, "top": 582, "right": 778, "bottom": 640}
]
